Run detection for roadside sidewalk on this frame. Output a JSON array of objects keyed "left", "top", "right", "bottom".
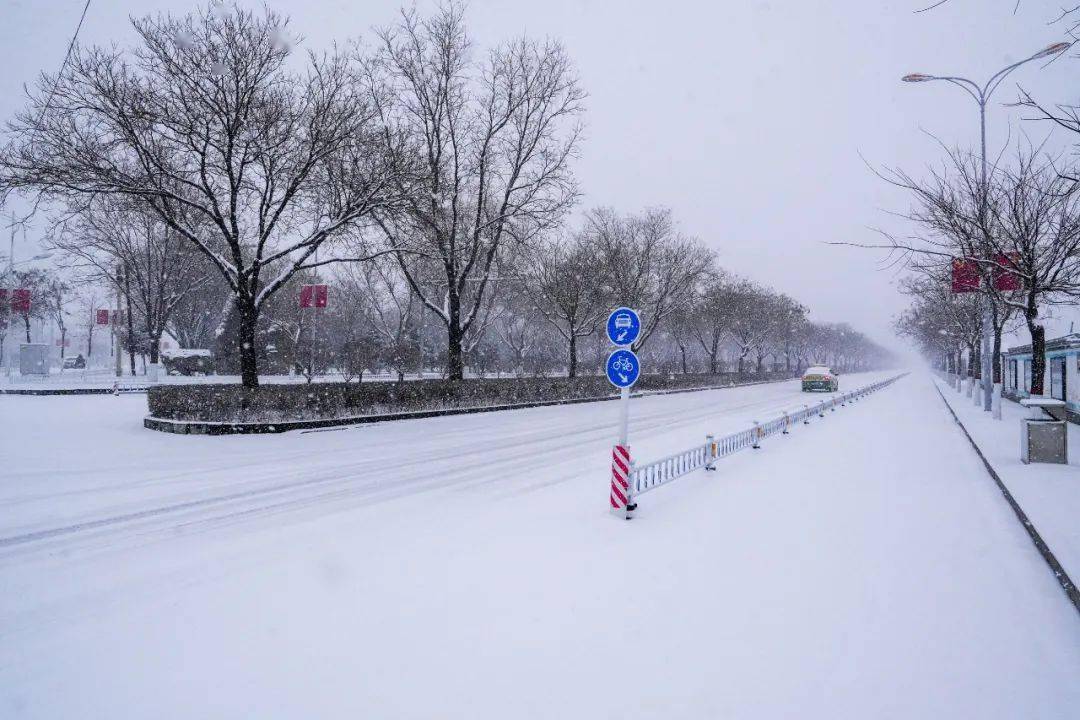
[{"left": 933, "top": 377, "right": 1080, "bottom": 596}]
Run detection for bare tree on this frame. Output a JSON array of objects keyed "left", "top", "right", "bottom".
[
  {"left": 991, "top": 152, "right": 1080, "bottom": 392},
  {"left": 368, "top": 3, "right": 585, "bottom": 380},
  {"left": 526, "top": 233, "right": 606, "bottom": 377},
  {"left": 0, "top": 5, "right": 407, "bottom": 386},
  {"left": 687, "top": 271, "right": 738, "bottom": 374},
  {"left": 587, "top": 207, "right": 713, "bottom": 352},
  {"left": 339, "top": 257, "right": 418, "bottom": 381},
  {"left": 851, "top": 146, "right": 1080, "bottom": 393},
  {"left": 8, "top": 268, "right": 51, "bottom": 343},
  {"left": 726, "top": 279, "right": 776, "bottom": 374},
  {"left": 42, "top": 276, "right": 73, "bottom": 359},
  {"left": 75, "top": 288, "right": 104, "bottom": 359},
  {"left": 47, "top": 199, "right": 210, "bottom": 364}
]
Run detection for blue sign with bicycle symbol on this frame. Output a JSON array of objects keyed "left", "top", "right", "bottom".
[
  {"left": 606, "top": 349, "right": 641, "bottom": 388},
  {"left": 606, "top": 307, "right": 641, "bottom": 347}
]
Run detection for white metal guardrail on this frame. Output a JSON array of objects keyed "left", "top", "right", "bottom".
[{"left": 621, "top": 374, "right": 907, "bottom": 513}]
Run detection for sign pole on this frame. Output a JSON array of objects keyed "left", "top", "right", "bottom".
[
  {"left": 605, "top": 307, "right": 641, "bottom": 520},
  {"left": 618, "top": 386, "right": 630, "bottom": 447}
]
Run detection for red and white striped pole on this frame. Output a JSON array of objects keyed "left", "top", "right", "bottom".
[
  {"left": 611, "top": 386, "right": 636, "bottom": 519},
  {"left": 610, "top": 444, "right": 632, "bottom": 517}
]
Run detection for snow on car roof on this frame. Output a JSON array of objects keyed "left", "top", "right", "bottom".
[{"left": 804, "top": 366, "right": 831, "bottom": 375}]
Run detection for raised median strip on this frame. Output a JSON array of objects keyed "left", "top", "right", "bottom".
[{"left": 142, "top": 375, "right": 794, "bottom": 435}]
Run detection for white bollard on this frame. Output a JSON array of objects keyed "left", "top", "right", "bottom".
[
  {"left": 705, "top": 435, "right": 717, "bottom": 471},
  {"left": 752, "top": 421, "right": 762, "bottom": 449}
]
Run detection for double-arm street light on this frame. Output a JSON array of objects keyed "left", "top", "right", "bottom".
[{"left": 901, "top": 40, "right": 1070, "bottom": 415}]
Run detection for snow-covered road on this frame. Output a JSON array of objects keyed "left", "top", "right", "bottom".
[{"left": 1, "top": 371, "right": 1078, "bottom": 718}]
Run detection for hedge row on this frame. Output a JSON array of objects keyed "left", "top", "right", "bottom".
[{"left": 146, "top": 372, "right": 789, "bottom": 423}]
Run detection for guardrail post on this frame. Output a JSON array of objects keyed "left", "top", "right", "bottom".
[
  {"left": 625, "top": 459, "right": 637, "bottom": 520},
  {"left": 803, "top": 404, "right": 811, "bottom": 424},
  {"left": 705, "top": 435, "right": 717, "bottom": 471},
  {"left": 782, "top": 413, "right": 790, "bottom": 434},
  {"left": 818, "top": 402, "right": 826, "bottom": 418},
  {"left": 752, "top": 421, "right": 762, "bottom": 449}
]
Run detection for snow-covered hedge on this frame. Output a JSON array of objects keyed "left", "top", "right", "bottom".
[{"left": 147, "top": 373, "right": 787, "bottom": 424}]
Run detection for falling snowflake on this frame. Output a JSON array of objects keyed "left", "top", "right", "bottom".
[{"left": 172, "top": 31, "right": 194, "bottom": 51}]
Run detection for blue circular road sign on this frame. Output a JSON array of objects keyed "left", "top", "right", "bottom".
[
  {"left": 606, "top": 349, "right": 641, "bottom": 388},
  {"left": 606, "top": 307, "right": 641, "bottom": 347}
]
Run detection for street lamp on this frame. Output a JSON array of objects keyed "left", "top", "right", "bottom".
[{"left": 901, "top": 40, "right": 1070, "bottom": 416}]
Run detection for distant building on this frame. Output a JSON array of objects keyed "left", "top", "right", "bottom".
[{"left": 1002, "top": 332, "right": 1080, "bottom": 422}]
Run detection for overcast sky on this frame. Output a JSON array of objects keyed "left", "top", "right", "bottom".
[{"left": 2, "top": 0, "right": 1076, "bottom": 349}]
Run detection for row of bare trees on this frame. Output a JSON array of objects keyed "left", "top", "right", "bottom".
[
  {"left": 1, "top": 2, "right": 889, "bottom": 384},
  {"left": 888, "top": 145, "right": 1080, "bottom": 394}
]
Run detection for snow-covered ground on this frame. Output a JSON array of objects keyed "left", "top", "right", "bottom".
[
  {"left": 1, "top": 371, "right": 1078, "bottom": 718},
  {"left": 933, "top": 376, "right": 1080, "bottom": 593}
]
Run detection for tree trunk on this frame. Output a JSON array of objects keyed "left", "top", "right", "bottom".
[
  {"left": 124, "top": 273, "right": 136, "bottom": 376},
  {"left": 148, "top": 331, "right": 161, "bottom": 364},
  {"left": 59, "top": 329, "right": 66, "bottom": 359},
  {"left": 568, "top": 334, "right": 577, "bottom": 378},
  {"left": 1026, "top": 310, "right": 1046, "bottom": 396},
  {"left": 237, "top": 299, "right": 260, "bottom": 389},
  {"left": 446, "top": 288, "right": 464, "bottom": 381},
  {"left": 24, "top": 315, "right": 31, "bottom": 343},
  {"left": 991, "top": 327, "right": 1002, "bottom": 384},
  {"left": 679, "top": 344, "right": 688, "bottom": 374}
]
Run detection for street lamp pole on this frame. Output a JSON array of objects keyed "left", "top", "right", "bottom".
[{"left": 902, "top": 41, "right": 1070, "bottom": 415}]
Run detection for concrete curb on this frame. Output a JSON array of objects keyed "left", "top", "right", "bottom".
[{"left": 1, "top": 386, "right": 148, "bottom": 396}]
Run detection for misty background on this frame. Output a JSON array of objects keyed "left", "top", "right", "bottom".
[{"left": 2, "top": 0, "right": 1075, "bottom": 353}]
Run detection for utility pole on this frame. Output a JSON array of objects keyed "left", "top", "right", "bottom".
[{"left": 114, "top": 264, "right": 122, "bottom": 378}]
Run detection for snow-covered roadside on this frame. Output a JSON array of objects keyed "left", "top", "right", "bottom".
[
  {"left": 2, "top": 371, "right": 1078, "bottom": 718},
  {"left": 932, "top": 375, "right": 1080, "bottom": 595}
]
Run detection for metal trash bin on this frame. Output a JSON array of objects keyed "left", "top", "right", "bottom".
[
  {"left": 18, "top": 343, "right": 49, "bottom": 377},
  {"left": 1019, "top": 399, "right": 1068, "bottom": 465}
]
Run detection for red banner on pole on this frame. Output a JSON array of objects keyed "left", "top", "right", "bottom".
[
  {"left": 11, "top": 288, "right": 31, "bottom": 312},
  {"left": 991, "top": 253, "right": 1021, "bottom": 291},
  {"left": 951, "top": 258, "right": 979, "bottom": 293},
  {"left": 300, "top": 284, "right": 328, "bottom": 308},
  {"left": 96, "top": 309, "right": 110, "bottom": 325}
]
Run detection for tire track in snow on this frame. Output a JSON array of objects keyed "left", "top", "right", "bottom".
[{"left": 0, "top": 378, "right": 842, "bottom": 557}]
